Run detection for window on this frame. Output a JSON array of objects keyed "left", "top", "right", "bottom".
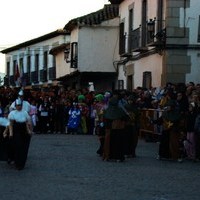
[
  {"left": 119, "top": 22, "right": 125, "bottom": 54},
  {"left": 129, "top": 7, "right": 134, "bottom": 33},
  {"left": 157, "top": 0, "right": 163, "bottom": 32},
  {"left": 19, "top": 57, "right": 23, "bottom": 75},
  {"left": 198, "top": 16, "right": 200, "bottom": 42},
  {"left": 141, "top": 0, "right": 147, "bottom": 46},
  {"left": 27, "top": 56, "right": 31, "bottom": 73},
  {"left": 43, "top": 51, "right": 48, "bottom": 69},
  {"left": 13, "top": 60, "right": 17, "bottom": 78},
  {"left": 142, "top": 71, "right": 152, "bottom": 89},
  {"left": 53, "top": 55, "right": 56, "bottom": 68},
  {"left": 70, "top": 42, "right": 78, "bottom": 68},
  {"left": 6, "top": 61, "right": 10, "bottom": 76},
  {"left": 34, "top": 54, "right": 39, "bottom": 82},
  {"left": 128, "top": 7, "right": 134, "bottom": 52},
  {"left": 43, "top": 51, "right": 48, "bottom": 81},
  {"left": 118, "top": 80, "right": 124, "bottom": 90},
  {"left": 127, "top": 75, "right": 133, "bottom": 91},
  {"left": 35, "top": 54, "right": 39, "bottom": 71}
]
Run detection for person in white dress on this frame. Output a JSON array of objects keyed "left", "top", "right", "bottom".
[{"left": 8, "top": 99, "right": 32, "bottom": 170}]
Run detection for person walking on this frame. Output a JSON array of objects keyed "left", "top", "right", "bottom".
[
  {"left": 124, "top": 95, "right": 140, "bottom": 158},
  {"left": 103, "top": 96, "right": 128, "bottom": 162},
  {"left": 9, "top": 89, "right": 31, "bottom": 113},
  {"left": 8, "top": 99, "right": 32, "bottom": 170},
  {"left": 184, "top": 103, "right": 197, "bottom": 160},
  {"left": 156, "top": 100, "right": 184, "bottom": 161},
  {"left": 38, "top": 96, "right": 50, "bottom": 134}
]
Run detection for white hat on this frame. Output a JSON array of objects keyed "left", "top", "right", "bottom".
[
  {"left": 18, "top": 90, "right": 24, "bottom": 96},
  {"left": 190, "top": 102, "right": 195, "bottom": 108},
  {"left": 15, "top": 99, "right": 22, "bottom": 105}
]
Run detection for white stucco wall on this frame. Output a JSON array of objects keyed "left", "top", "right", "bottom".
[
  {"left": 181, "top": 0, "right": 200, "bottom": 45},
  {"left": 56, "top": 52, "right": 70, "bottom": 78},
  {"left": 186, "top": 50, "right": 200, "bottom": 84},
  {"left": 5, "top": 34, "right": 69, "bottom": 76},
  {"left": 77, "top": 18, "right": 119, "bottom": 72},
  {"left": 133, "top": 54, "right": 163, "bottom": 88}
]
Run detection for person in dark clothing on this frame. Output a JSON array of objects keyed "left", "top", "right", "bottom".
[
  {"left": 184, "top": 103, "right": 197, "bottom": 160},
  {"left": 38, "top": 97, "right": 50, "bottom": 134},
  {"left": 194, "top": 107, "right": 200, "bottom": 160},
  {"left": 0, "top": 109, "right": 10, "bottom": 161},
  {"left": 103, "top": 96, "right": 128, "bottom": 162},
  {"left": 124, "top": 95, "right": 140, "bottom": 158},
  {"left": 154, "top": 100, "right": 184, "bottom": 161},
  {"left": 54, "top": 99, "right": 66, "bottom": 134},
  {"left": 176, "top": 92, "right": 189, "bottom": 114}
]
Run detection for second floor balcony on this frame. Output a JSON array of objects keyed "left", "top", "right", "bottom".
[{"left": 120, "top": 20, "right": 166, "bottom": 57}]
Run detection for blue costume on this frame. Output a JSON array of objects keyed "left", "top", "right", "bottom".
[{"left": 67, "top": 104, "right": 81, "bottom": 134}]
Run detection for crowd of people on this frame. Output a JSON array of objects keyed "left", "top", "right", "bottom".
[{"left": 1, "top": 81, "right": 200, "bottom": 168}]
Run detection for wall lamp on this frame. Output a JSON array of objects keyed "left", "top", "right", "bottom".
[
  {"left": 147, "top": 18, "right": 166, "bottom": 41},
  {"left": 64, "top": 42, "right": 78, "bottom": 68},
  {"left": 64, "top": 48, "right": 70, "bottom": 63},
  {"left": 147, "top": 19, "right": 155, "bottom": 38},
  {"left": 147, "top": 18, "right": 166, "bottom": 55}
]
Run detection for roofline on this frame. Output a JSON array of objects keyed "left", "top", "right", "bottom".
[
  {"left": 49, "top": 43, "right": 70, "bottom": 55},
  {"left": 109, "top": 0, "right": 123, "bottom": 4},
  {"left": 64, "top": 4, "right": 119, "bottom": 31},
  {"left": 1, "top": 29, "right": 70, "bottom": 54}
]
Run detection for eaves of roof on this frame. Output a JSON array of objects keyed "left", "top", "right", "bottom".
[
  {"left": 57, "top": 71, "right": 117, "bottom": 81},
  {"left": 1, "top": 29, "right": 70, "bottom": 54},
  {"left": 109, "top": 0, "right": 123, "bottom": 4},
  {"left": 64, "top": 4, "right": 119, "bottom": 32},
  {"left": 49, "top": 43, "right": 70, "bottom": 55}
]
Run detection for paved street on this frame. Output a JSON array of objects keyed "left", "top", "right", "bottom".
[{"left": 0, "top": 134, "right": 200, "bottom": 200}]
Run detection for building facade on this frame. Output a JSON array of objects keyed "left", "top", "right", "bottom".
[
  {"left": 109, "top": 0, "right": 200, "bottom": 89},
  {"left": 56, "top": 4, "right": 120, "bottom": 91},
  {"left": 1, "top": 29, "right": 70, "bottom": 88}
]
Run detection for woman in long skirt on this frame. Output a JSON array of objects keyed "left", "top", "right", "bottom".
[
  {"left": 103, "top": 96, "right": 128, "bottom": 162},
  {"left": 8, "top": 99, "right": 32, "bottom": 170}
]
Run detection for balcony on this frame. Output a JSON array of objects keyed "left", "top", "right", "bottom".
[
  {"left": 31, "top": 71, "right": 39, "bottom": 83},
  {"left": 49, "top": 67, "right": 56, "bottom": 80},
  {"left": 119, "top": 28, "right": 146, "bottom": 57},
  {"left": 24, "top": 72, "right": 31, "bottom": 85},
  {"left": 40, "top": 69, "right": 48, "bottom": 82},
  {"left": 146, "top": 19, "right": 166, "bottom": 48},
  {"left": 9, "top": 75, "right": 15, "bottom": 86},
  {"left": 127, "top": 27, "right": 148, "bottom": 53}
]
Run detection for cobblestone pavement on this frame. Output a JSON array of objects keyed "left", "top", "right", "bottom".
[{"left": 0, "top": 134, "right": 200, "bottom": 200}]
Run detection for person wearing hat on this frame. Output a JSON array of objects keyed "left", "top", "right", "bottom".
[
  {"left": 9, "top": 89, "right": 31, "bottom": 113},
  {"left": 8, "top": 99, "right": 32, "bottom": 170},
  {"left": 103, "top": 96, "right": 129, "bottom": 162},
  {"left": 156, "top": 99, "right": 185, "bottom": 161},
  {"left": 124, "top": 94, "right": 140, "bottom": 158}
]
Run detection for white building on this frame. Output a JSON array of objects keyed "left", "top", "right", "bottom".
[
  {"left": 1, "top": 29, "right": 70, "bottom": 88},
  {"left": 109, "top": 0, "right": 200, "bottom": 90},
  {"left": 54, "top": 4, "right": 120, "bottom": 91}
]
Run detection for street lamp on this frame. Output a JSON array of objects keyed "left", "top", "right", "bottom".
[
  {"left": 147, "top": 19, "right": 155, "bottom": 36},
  {"left": 147, "top": 18, "right": 166, "bottom": 41},
  {"left": 64, "top": 48, "right": 70, "bottom": 63}
]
